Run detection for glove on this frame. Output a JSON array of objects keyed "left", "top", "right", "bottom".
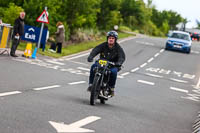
[
  {"left": 115, "top": 62, "right": 121, "bottom": 67},
  {"left": 87, "top": 57, "right": 93, "bottom": 62}
]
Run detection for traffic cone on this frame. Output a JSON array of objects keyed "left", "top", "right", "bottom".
[
  {"left": 23, "top": 43, "right": 32, "bottom": 58},
  {"left": 32, "top": 48, "right": 37, "bottom": 59}
]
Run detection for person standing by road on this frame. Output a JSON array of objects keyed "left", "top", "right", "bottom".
[
  {"left": 55, "top": 21, "right": 65, "bottom": 54},
  {"left": 10, "top": 12, "right": 25, "bottom": 57}
]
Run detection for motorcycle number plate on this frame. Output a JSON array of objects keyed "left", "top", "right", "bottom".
[{"left": 99, "top": 60, "right": 107, "bottom": 66}]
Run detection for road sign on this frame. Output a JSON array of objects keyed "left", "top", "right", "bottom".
[
  {"left": 36, "top": 10, "right": 49, "bottom": 24},
  {"left": 21, "top": 25, "right": 48, "bottom": 44},
  {"left": 49, "top": 116, "right": 101, "bottom": 133}
]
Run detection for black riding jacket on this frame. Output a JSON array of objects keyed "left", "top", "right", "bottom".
[
  {"left": 88, "top": 42, "right": 126, "bottom": 66},
  {"left": 13, "top": 17, "right": 25, "bottom": 37}
]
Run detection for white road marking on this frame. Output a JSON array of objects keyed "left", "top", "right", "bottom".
[
  {"left": 170, "top": 87, "right": 188, "bottom": 93},
  {"left": 191, "top": 50, "right": 200, "bottom": 54},
  {"left": 65, "top": 53, "right": 89, "bottom": 60},
  {"left": 68, "top": 81, "right": 86, "bottom": 85},
  {"left": 160, "top": 49, "right": 165, "bottom": 53},
  {"left": 118, "top": 37, "right": 135, "bottom": 43},
  {"left": 0, "top": 91, "right": 22, "bottom": 97},
  {"left": 77, "top": 67, "right": 90, "bottom": 71},
  {"left": 33, "top": 85, "right": 61, "bottom": 91},
  {"left": 68, "top": 60, "right": 89, "bottom": 66},
  {"left": 140, "top": 63, "right": 147, "bottom": 68},
  {"left": 137, "top": 80, "right": 155, "bottom": 85},
  {"left": 45, "top": 59, "right": 65, "bottom": 65},
  {"left": 145, "top": 73, "right": 163, "bottom": 78},
  {"left": 131, "top": 67, "right": 139, "bottom": 72},
  {"left": 154, "top": 53, "right": 160, "bottom": 57},
  {"left": 145, "top": 42, "right": 154, "bottom": 46},
  {"left": 49, "top": 116, "right": 101, "bottom": 133},
  {"left": 147, "top": 58, "right": 154, "bottom": 63},
  {"left": 170, "top": 78, "right": 188, "bottom": 83},
  {"left": 117, "top": 75, "right": 124, "bottom": 79},
  {"left": 120, "top": 72, "right": 130, "bottom": 76},
  {"left": 196, "top": 77, "right": 200, "bottom": 88}
]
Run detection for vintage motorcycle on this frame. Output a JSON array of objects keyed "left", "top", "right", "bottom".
[{"left": 90, "top": 59, "right": 115, "bottom": 105}]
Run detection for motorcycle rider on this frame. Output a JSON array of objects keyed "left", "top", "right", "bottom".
[{"left": 87, "top": 31, "right": 126, "bottom": 96}]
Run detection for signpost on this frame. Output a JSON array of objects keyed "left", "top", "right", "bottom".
[{"left": 32, "top": 7, "right": 49, "bottom": 59}]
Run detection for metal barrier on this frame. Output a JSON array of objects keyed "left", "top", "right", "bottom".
[{"left": 0, "top": 25, "right": 13, "bottom": 55}]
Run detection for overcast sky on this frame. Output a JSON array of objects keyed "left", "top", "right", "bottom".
[{"left": 144, "top": 0, "right": 199, "bottom": 28}]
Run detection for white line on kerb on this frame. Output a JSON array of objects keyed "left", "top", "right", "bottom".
[
  {"left": 154, "top": 53, "right": 160, "bottom": 57},
  {"left": 121, "top": 72, "right": 130, "bottom": 76},
  {"left": 131, "top": 67, "right": 139, "bottom": 72},
  {"left": 33, "top": 85, "right": 61, "bottom": 91},
  {"left": 68, "top": 81, "right": 86, "bottom": 85},
  {"left": 147, "top": 58, "right": 154, "bottom": 63},
  {"left": 137, "top": 80, "right": 155, "bottom": 85},
  {"left": 170, "top": 87, "right": 188, "bottom": 93},
  {"left": 140, "top": 63, "right": 147, "bottom": 68},
  {"left": 0, "top": 91, "right": 22, "bottom": 97}
]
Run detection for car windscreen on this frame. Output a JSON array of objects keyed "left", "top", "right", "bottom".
[{"left": 171, "top": 33, "right": 190, "bottom": 41}]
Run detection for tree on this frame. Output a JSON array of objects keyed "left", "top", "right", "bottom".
[
  {"left": 97, "top": 0, "right": 122, "bottom": 30},
  {"left": 64, "top": 0, "right": 100, "bottom": 34},
  {"left": 3, "top": 3, "right": 24, "bottom": 25}
]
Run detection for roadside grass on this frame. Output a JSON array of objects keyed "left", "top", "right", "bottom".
[{"left": 17, "top": 32, "right": 134, "bottom": 58}]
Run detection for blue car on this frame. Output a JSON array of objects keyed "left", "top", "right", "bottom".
[{"left": 165, "top": 31, "right": 192, "bottom": 53}]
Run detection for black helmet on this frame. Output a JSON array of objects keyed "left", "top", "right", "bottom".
[{"left": 107, "top": 31, "right": 118, "bottom": 41}]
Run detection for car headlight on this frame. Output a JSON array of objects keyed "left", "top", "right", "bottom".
[{"left": 167, "top": 40, "right": 172, "bottom": 44}]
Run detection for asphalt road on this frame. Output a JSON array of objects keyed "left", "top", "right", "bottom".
[{"left": 0, "top": 35, "right": 200, "bottom": 133}]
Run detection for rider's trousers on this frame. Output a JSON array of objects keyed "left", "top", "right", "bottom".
[{"left": 89, "top": 63, "right": 118, "bottom": 88}]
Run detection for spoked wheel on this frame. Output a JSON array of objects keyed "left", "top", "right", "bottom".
[{"left": 90, "top": 75, "right": 101, "bottom": 105}]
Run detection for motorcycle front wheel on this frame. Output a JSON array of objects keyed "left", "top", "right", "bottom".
[{"left": 90, "top": 74, "right": 101, "bottom": 105}]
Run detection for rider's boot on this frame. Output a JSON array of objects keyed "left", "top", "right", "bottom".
[
  {"left": 110, "top": 88, "right": 115, "bottom": 97},
  {"left": 87, "top": 84, "right": 92, "bottom": 92}
]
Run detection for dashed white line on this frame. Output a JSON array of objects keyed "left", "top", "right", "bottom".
[
  {"left": 68, "top": 81, "right": 86, "bottom": 85},
  {"left": 120, "top": 72, "right": 130, "bottom": 76},
  {"left": 170, "top": 78, "right": 188, "bottom": 83},
  {"left": 170, "top": 87, "right": 188, "bottom": 93},
  {"left": 77, "top": 67, "right": 90, "bottom": 71},
  {"left": 140, "top": 63, "right": 147, "bottom": 68},
  {"left": 137, "top": 80, "right": 155, "bottom": 85},
  {"left": 33, "top": 85, "right": 61, "bottom": 91},
  {"left": 0, "top": 91, "right": 22, "bottom": 97},
  {"left": 145, "top": 73, "right": 163, "bottom": 78},
  {"left": 160, "top": 49, "right": 165, "bottom": 53},
  {"left": 131, "top": 67, "right": 139, "bottom": 73},
  {"left": 117, "top": 75, "right": 124, "bottom": 79},
  {"left": 147, "top": 58, "right": 154, "bottom": 63},
  {"left": 154, "top": 53, "right": 160, "bottom": 57}
]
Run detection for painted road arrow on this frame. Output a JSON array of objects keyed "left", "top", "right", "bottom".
[{"left": 49, "top": 116, "right": 101, "bottom": 132}]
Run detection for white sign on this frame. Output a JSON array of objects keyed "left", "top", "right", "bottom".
[
  {"left": 49, "top": 116, "right": 101, "bottom": 133},
  {"left": 36, "top": 10, "right": 49, "bottom": 24}
]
